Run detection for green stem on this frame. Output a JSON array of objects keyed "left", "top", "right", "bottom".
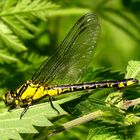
[
  {"left": 48, "top": 110, "right": 104, "bottom": 137},
  {"left": 0, "top": 8, "right": 90, "bottom": 17}
]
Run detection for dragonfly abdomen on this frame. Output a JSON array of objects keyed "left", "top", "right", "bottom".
[{"left": 47, "top": 78, "right": 138, "bottom": 96}]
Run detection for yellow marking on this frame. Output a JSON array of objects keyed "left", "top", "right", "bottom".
[
  {"left": 107, "top": 83, "right": 110, "bottom": 87},
  {"left": 83, "top": 85, "right": 86, "bottom": 89},
  {"left": 30, "top": 82, "right": 37, "bottom": 87},
  {"left": 58, "top": 88, "right": 62, "bottom": 94},
  {"left": 62, "top": 88, "right": 68, "bottom": 93},
  {"left": 15, "top": 100, "right": 19, "bottom": 105},
  {"left": 118, "top": 82, "right": 125, "bottom": 88},
  {"left": 20, "top": 84, "right": 38, "bottom": 100},
  {"left": 17, "top": 82, "right": 45, "bottom": 100},
  {"left": 27, "top": 80, "right": 31, "bottom": 84},
  {"left": 108, "top": 83, "right": 113, "bottom": 87},
  {"left": 95, "top": 84, "right": 98, "bottom": 88},
  {"left": 87, "top": 85, "right": 93, "bottom": 89},
  {"left": 60, "top": 88, "right": 71, "bottom": 93},
  {"left": 17, "top": 84, "right": 24, "bottom": 94},
  {"left": 70, "top": 87, "right": 74, "bottom": 91},
  {"left": 126, "top": 81, "right": 135, "bottom": 86},
  {"left": 13, "top": 94, "right": 16, "bottom": 97},
  {"left": 32, "top": 86, "right": 45, "bottom": 100},
  {"left": 46, "top": 89, "right": 58, "bottom": 96}
]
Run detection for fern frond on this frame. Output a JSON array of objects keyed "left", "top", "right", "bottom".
[
  {"left": 0, "top": 20, "right": 27, "bottom": 51},
  {"left": 124, "top": 113, "right": 140, "bottom": 126},
  {"left": 0, "top": 50, "right": 18, "bottom": 63},
  {"left": 0, "top": 0, "right": 59, "bottom": 20},
  {"left": 0, "top": 0, "right": 59, "bottom": 62},
  {"left": 126, "top": 60, "right": 140, "bottom": 79},
  {"left": 2, "top": 16, "right": 34, "bottom": 39}
]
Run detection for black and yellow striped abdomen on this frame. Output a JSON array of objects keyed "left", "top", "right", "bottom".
[
  {"left": 51, "top": 78, "right": 138, "bottom": 95},
  {"left": 6, "top": 78, "right": 138, "bottom": 108}
]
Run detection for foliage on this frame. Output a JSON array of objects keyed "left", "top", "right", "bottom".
[{"left": 0, "top": 0, "right": 140, "bottom": 140}]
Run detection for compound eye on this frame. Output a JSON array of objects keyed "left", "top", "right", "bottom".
[{"left": 4, "top": 90, "right": 14, "bottom": 105}]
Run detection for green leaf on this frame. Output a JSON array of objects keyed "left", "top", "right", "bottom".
[
  {"left": 124, "top": 113, "right": 140, "bottom": 126},
  {"left": 0, "top": 0, "right": 59, "bottom": 61},
  {"left": 15, "top": 15, "right": 39, "bottom": 32},
  {"left": 87, "top": 127, "right": 120, "bottom": 140},
  {"left": 125, "top": 60, "right": 140, "bottom": 79},
  {"left": 2, "top": 17, "right": 34, "bottom": 39},
  {"left": 0, "top": 0, "right": 59, "bottom": 19},
  {"left": 0, "top": 101, "right": 67, "bottom": 140},
  {"left": 0, "top": 50, "right": 18, "bottom": 63},
  {"left": 0, "top": 130, "right": 22, "bottom": 140},
  {"left": 0, "top": 20, "right": 27, "bottom": 51},
  {"left": 2, "top": 0, "right": 17, "bottom": 11}
]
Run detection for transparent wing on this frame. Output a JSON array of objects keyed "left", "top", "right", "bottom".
[{"left": 32, "top": 13, "right": 100, "bottom": 85}]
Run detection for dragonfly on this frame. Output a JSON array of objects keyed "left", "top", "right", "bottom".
[{"left": 3, "top": 13, "right": 138, "bottom": 119}]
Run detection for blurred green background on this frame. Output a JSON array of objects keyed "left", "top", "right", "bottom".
[{"left": 0, "top": 0, "right": 140, "bottom": 139}]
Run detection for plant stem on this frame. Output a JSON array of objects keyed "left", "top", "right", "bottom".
[
  {"left": 123, "top": 98, "right": 140, "bottom": 110},
  {"left": 48, "top": 110, "right": 104, "bottom": 137}
]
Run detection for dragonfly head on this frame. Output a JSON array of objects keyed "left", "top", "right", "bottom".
[{"left": 3, "top": 90, "right": 15, "bottom": 106}]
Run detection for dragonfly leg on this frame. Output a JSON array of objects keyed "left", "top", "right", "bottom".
[
  {"left": 8, "top": 103, "right": 18, "bottom": 112},
  {"left": 48, "top": 96, "right": 60, "bottom": 114},
  {"left": 20, "top": 106, "right": 29, "bottom": 119}
]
